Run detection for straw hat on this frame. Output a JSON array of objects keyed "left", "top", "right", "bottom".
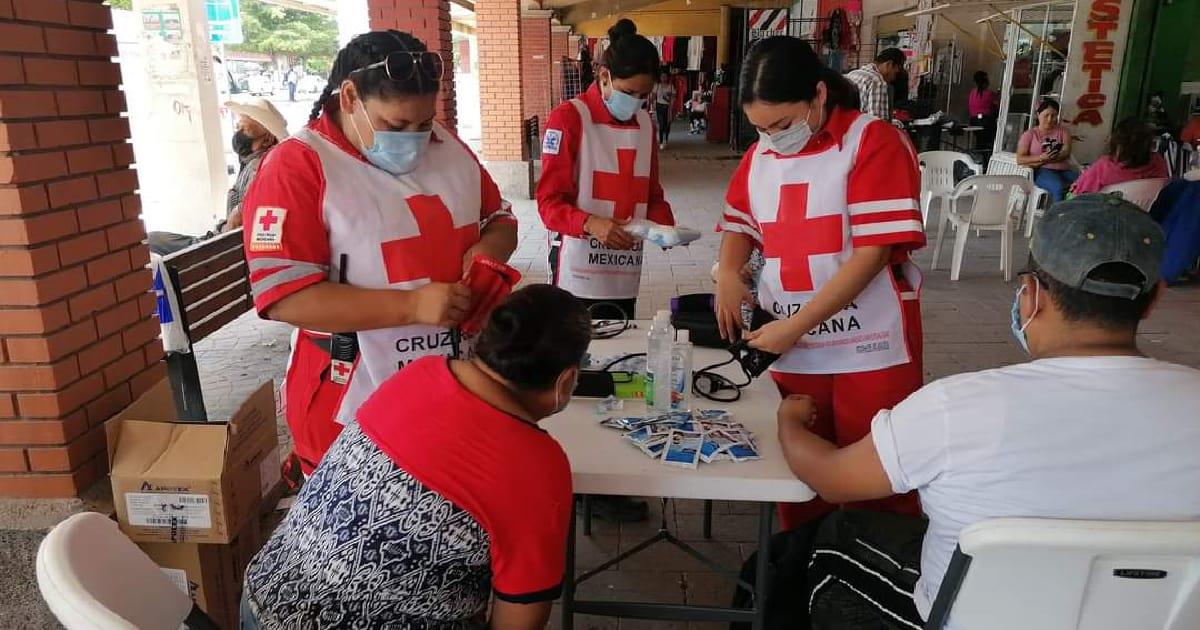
[{"left": 224, "top": 97, "right": 289, "bottom": 141}]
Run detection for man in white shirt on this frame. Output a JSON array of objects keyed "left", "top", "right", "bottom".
[{"left": 773, "top": 194, "right": 1200, "bottom": 628}]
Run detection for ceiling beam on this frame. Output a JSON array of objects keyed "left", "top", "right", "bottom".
[{"left": 560, "top": 0, "right": 669, "bottom": 26}]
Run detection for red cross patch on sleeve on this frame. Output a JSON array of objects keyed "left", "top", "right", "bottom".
[{"left": 250, "top": 206, "right": 288, "bottom": 252}]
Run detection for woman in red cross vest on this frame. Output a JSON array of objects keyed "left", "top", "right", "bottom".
[
  {"left": 715, "top": 37, "right": 925, "bottom": 529},
  {"left": 240, "top": 31, "right": 517, "bottom": 476},
  {"left": 537, "top": 19, "right": 675, "bottom": 320}
]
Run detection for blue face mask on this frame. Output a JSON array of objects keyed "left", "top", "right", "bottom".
[
  {"left": 603, "top": 83, "right": 645, "bottom": 122},
  {"left": 1009, "top": 281, "right": 1039, "bottom": 354},
  {"left": 350, "top": 105, "right": 430, "bottom": 176}
]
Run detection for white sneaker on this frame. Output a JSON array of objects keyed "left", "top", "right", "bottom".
[{"left": 659, "top": 143, "right": 666, "bottom": 150}]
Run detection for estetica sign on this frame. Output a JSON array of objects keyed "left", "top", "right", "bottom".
[{"left": 1061, "top": 0, "right": 1133, "bottom": 163}]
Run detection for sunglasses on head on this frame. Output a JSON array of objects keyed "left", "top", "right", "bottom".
[{"left": 361, "top": 51, "right": 445, "bottom": 83}]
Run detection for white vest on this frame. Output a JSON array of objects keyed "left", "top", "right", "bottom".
[
  {"left": 554, "top": 100, "right": 654, "bottom": 300},
  {"left": 293, "top": 123, "right": 483, "bottom": 424},
  {"left": 748, "top": 115, "right": 921, "bottom": 374}
]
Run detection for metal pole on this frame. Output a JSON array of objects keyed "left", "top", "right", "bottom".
[
  {"left": 752, "top": 502, "right": 773, "bottom": 630},
  {"left": 562, "top": 496, "right": 577, "bottom": 630}
]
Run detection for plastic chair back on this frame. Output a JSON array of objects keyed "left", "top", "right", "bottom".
[
  {"left": 919, "top": 151, "right": 982, "bottom": 197},
  {"left": 951, "top": 175, "right": 1032, "bottom": 227},
  {"left": 36, "top": 512, "right": 194, "bottom": 630},
  {"left": 927, "top": 518, "right": 1200, "bottom": 630},
  {"left": 1101, "top": 178, "right": 1169, "bottom": 211},
  {"left": 986, "top": 152, "right": 1034, "bottom": 179}
]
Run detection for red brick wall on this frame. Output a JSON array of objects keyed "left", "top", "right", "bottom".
[
  {"left": 0, "top": 0, "right": 161, "bottom": 498},
  {"left": 477, "top": 0, "right": 524, "bottom": 161},
  {"left": 520, "top": 17, "right": 550, "bottom": 130},
  {"left": 367, "top": 0, "right": 457, "bottom": 132}
]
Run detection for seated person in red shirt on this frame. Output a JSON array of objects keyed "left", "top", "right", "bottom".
[
  {"left": 241, "top": 284, "right": 591, "bottom": 629},
  {"left": 1072, "top": 117, "right": 1170, "bottom": 195}
]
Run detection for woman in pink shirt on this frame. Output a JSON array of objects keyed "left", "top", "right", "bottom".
[
  {"left": 1073, "top": 117, "right": 1169, "bottom": 195},
  {"left": 1017, "top": 98, "right": 1078, "bottom": 202},
  {"left": 968, "top": 71, "right": 999, "bottom": 149}
]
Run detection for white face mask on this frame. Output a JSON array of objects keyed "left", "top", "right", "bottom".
[
  {"left": 760, "top": 119, "right": 814, "bottom": 155},
  {"left": 551, "top": 371, "right": 579, "bottom": 416}
]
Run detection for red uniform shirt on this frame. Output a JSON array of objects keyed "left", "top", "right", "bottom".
[
  {"left": 721, "top": 106, "right": 925, "bottom": 259},
  {"left": 241, "top": 112, "right": 513, "bottom": 316},
  {"left": 359, "top": 356, "right": 573, "bottom": 600},
  {"left": 537, "top": 82, "right": 675, "bottom": 238}
]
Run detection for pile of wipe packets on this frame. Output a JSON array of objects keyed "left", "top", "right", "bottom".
[{"left": 598, "top": 409, "right": 760, "bottom": 469}]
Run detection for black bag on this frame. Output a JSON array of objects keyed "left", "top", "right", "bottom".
[
  {"left": 730, "top": 521, "right": 824, "bottom": 630},
  {"left": 807, "top": 511, "right": 926, "bottom": 630}
]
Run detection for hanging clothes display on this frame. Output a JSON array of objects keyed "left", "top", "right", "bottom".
[
  {"left": 674, "top": 38, "right": 690, "bottom": 70},
  {"left": 687, "top": 36, "right": 703, "bottom": 71},
  {"left": 702, "top": 36, "right": 718, "bottom": 72},
  {"left": 662, "top": 36, "right": 676, "bottom": 65},
  {"left": 672, "top": 72, "right": 688, "bottom": 118}
]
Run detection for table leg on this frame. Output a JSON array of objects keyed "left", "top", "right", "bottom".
[
  {"left": 752, "top": 502, "right": 773, "bottom": 630},
  {"left": 703, "top": 500, "right": 713, "bottom": 539},
  {"left": 563, "top": 496, "right": 578, "bottom": 630},
  {"left": 582, "top": 495, "right": 593, "bottom": 536}
]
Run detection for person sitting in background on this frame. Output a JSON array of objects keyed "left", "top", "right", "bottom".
[
  {"left": 146, "top": 97, "right": 286, "bottom": 256},
  {"left": 845, "top": 47, "right": 905, "bottom": 120},
  {"left": 241, "top": 284, "right": 590, "bottom": 630},
  {"left": 766, "top": 195, "right": 1200, "bottom": 628},
  {"left": 1072, "top": 117, "right": 1169, "bottom": 195},
  {"left": 688, "top": 88, "right": 708, "bottom": 134},
  {"left": 1180, "top": 102, "right": 1200, "bottom": 147},
  {"left": 1017, "top": 98, "right": 1078, "bottom": 202},
  {"left": 223, "top": 97, "right": 288, "bottom": 231}
]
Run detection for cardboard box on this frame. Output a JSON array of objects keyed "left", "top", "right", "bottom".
[
  {"left": 140, "top": 515, "right": 264, "bottom": 630},
  {"left": 107, "top": 379, "right": 282, "bottom": 544}
]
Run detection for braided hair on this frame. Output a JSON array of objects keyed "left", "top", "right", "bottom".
[{"left": 309, "top": 30, "right": 439, "bottom": 122}]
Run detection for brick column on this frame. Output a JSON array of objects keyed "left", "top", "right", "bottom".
[
  {"left": 520, "top": 13, "right": 551, "bottom": 130},
  {"left": 0, "top": 1, "right": 161, "bottom": 498},
  {"left": 476, "top": 0, "right": 524, "bottom": 161},
  {"left": 367, "top": 0, "right": 457, "bottom": 132}
]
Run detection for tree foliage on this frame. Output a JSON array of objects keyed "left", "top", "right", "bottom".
[{"left": 230, "top": 0, "right": 337, "bottom": 73}]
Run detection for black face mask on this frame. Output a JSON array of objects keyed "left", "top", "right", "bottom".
[{"left": 232, "top": 130, "right": 255, "bottom": 158}]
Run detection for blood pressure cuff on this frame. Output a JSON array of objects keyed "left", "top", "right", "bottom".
[
  {"left": 670, "top": 293, "right": 724, "bottom": 348},
  {"left": 669, "top": 293, "right": 777, "bottom": 350},
  {"left": 460, "top": 255, "right": 522, "bottom": 336}
]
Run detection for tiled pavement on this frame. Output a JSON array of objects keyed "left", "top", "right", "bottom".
[{"left": 191, "top": 153, "right": 1200, "bottom": 630}]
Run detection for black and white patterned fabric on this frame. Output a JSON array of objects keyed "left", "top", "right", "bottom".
[{"left": 243, "top": 423, "right": 492, "bottom": 629}]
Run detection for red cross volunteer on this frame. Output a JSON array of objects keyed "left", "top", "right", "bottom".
[
  {"left": 716, "top": 37, "right": 925, "bottom": 528},
  {"left": 537, "top": 19, "right": 674, "bottom": 318},
  {"left": 242, "top": 31, "right": 517, "bottom": 473}
]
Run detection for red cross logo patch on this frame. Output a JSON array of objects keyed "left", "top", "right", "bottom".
[
  {"left": 249, "top": 207, "right": 287, "bottom": 252},
  {"left": 592, "top": 148, "right": 650, "bottom": 221},
  {"left": 330, "top": 359, "right": 353, "bottom": 385},
  {"left": 380, "top": 195, "right": 479, "bottom": 284},
  {"left": 761, "top": 183, "right": 844, "bottom": 292}
]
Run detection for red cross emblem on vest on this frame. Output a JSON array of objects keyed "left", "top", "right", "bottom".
[
  {"left": 761, "top": 183, "right": 844, "bottom": 292},
  {"left": 592, "top": 148, "right": 650, "bottom": 221},
  {"left": 380, "top": 195, "right": 479, "bottom": 284}
]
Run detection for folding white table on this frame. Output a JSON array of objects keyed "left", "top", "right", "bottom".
[{"left": 543, "top": 324, "right": 816, "bottom": 629}]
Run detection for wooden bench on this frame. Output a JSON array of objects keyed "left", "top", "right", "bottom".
[{"left": 157, "top": 230, "right": 253, "bottom": 422}]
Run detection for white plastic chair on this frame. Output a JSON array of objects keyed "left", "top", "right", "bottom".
[
  {"left": 918, "top": 151, "right": 982, "bottom": 226},
  {"left": 36, "top": 512, "right": 209, "bottom": 630},
  {"left": 931, "top": 175, "right": 1035, "bottom": 282},
  {"left": 926, "top": 518, "right": 1200, "bottom": 630},
  {"left": 985, "top": 153, "right": 1051, "bottom": 237},
  {"left": 1100, "top": 178, "right": 1169, "bottom": 211}
]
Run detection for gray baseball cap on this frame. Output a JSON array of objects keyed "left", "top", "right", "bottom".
[{"left": 1030, "top": 193, "right": 1164, "bottom": 299}]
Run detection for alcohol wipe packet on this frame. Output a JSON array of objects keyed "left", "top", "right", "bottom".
[{"left": 662, "top": 430, "right": 703, "bottom": 469}]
